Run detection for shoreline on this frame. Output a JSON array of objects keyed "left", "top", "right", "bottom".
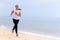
[
  {"left": 19, "top": 31, "right": 60, "bottom": 40},
  {"left": 0, "top": 25, "right": 60, "bottom": 40}
]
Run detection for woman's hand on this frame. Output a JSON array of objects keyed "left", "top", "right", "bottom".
[
  {"left": 11, "top": 10, "right": 14, "bottom": 15},
  {"left": 15, "top": 12, "right": 21, "bottom": 17}
]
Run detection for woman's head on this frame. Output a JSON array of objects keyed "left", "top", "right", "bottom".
[{"left": 15, "top": 5, "right": 19, "bottom": 10}]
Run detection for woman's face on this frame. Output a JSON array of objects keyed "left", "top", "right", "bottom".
[{"left": 15, "top": 5, "right": 19, "bottom": 10}]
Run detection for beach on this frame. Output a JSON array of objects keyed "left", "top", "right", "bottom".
[{"left": 0, "top": 26, "right": 60, "bottom": 40}]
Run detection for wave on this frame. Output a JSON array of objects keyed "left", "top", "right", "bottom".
[
  {"left": 0, "top": 25, "right": 7, "bottom": 29},
  {"left": 19, "top": 31, "right": 60, "bottom": 40}
]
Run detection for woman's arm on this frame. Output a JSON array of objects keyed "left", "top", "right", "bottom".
[
  {"left": 11, "top": 10, "right": 14, "bottom": 15},
  {"left": 15, "top": 12, "right": 21, "bottom": 17}
]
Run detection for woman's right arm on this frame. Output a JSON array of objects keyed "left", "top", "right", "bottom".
[{"left": 11, "top": 10, "right": 14, "bottom": 15}]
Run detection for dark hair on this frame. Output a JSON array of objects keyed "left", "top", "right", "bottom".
[
  {"left": 18, "top": 9, "right": 21, "bottom": 10},
  {"left": 15, "top": 5, "right": 19, "bottom": 7}
]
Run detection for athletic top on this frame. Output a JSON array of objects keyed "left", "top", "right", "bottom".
[{"left": 12, "top": 9, "right": 20, "bottom": 20}]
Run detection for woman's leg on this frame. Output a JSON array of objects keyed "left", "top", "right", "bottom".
[
  {"left": 12, "top": 19, "right": 16, "bottom": 33},
  {"left": 12, "top": 19, "right": 19, "bottom": 36},
  {"left": 15, "top": 20, "right": 19, "bottom": 36}
]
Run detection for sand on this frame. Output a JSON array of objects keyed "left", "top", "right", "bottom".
[{"left": 0, "top": 27, "right": 59, "bottom": 40}]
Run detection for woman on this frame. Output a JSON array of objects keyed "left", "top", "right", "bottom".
[{"left": 11, "top": 5, "right": 21, "bottom": 36}]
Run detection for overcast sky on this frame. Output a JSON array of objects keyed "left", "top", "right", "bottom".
[{"left": 0, "top": 0, "right": 60, "bottom": 18}]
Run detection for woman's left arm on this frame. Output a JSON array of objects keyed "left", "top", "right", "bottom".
[{"left": 15, "top": 12, "right": 21, "bottom": 17}]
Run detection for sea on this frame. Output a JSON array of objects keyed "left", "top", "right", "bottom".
[{"left": 0, "top": 16, "right": 60, "bottom": 39}]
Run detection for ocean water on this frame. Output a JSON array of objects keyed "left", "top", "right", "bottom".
[{"left": 0, "top": 16, "right": 60, "bottom": 38}]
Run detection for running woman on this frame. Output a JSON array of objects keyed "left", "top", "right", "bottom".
[{"left": 11, "top": 5, "right": 21, "bottom": 36}]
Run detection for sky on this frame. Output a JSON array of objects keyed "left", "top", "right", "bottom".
[{"left": 0, "top": 0, "right": 60, "bottom": 18}]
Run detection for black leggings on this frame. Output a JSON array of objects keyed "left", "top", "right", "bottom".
[{"left": 13, "top": 19, "right": 19, "bottom": 34}]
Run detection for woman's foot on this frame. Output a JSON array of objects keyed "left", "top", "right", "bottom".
[
  {"left": 16, "top": 34, "right": 18, "bottom": 36},
  {"left": 12, "top": 30, "right": 14, "bottom": 33}
]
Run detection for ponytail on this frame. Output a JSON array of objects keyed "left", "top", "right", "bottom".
[{"left": 18, "top": 9, "right": 21, "bottom": 10}]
